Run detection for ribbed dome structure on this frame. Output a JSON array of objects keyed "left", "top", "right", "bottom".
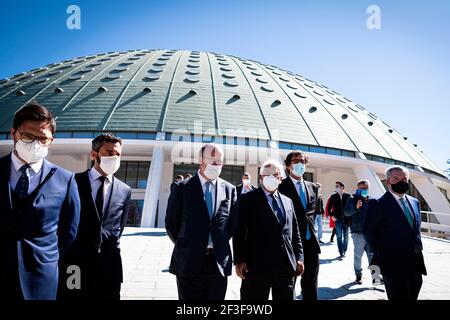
[{"left": 0, "top": 49, "right": 443, "bottom": 176}]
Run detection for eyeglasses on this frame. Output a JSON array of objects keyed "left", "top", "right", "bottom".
[{"left": 18, "top": 130, "right": 54, "bottom": 146}]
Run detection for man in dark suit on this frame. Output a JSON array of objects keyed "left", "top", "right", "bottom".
[
  {"left": 165, "top": 143, "right": 238, "bottom": 300},
  {"left": 234, "top": 160, "right": 304, "bottom": 300},
  {"left": 59, "top": 133, "right": 131, "bottom": 300},
  {"left": 363, "top": 166, "right": 427, "bottom": 300},
  {"left": 0, "top": 101, "right": 80, "bottom": 300},
  {"left": 328, "top": 182, "right": 351, "bottom": 259},
  {"left": 278, "top": 150, "right": 320, "bottom": 300},
  {"left": 236, "top": 172, "right": 256, "bottom": 197}
]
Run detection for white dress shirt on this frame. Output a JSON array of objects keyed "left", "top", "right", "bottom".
[
  {"left": 88, "top": 167, "right": 113, "bottom": 214},
  {"left": 10, "top": 151, "right": 43, "bottom": 194},
  {"left": 289, "top": 174, "right": 307, "bottom": 202},
  {"left": 197, "top": 170, "right": 217, "bottom": 248},
  {"left": 389, "top": 190, "right": 415, "bottom": 220}
]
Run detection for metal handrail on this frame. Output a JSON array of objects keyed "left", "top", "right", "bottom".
[{"left": 420, "top": 211, "right": 450, "bottom": 239}]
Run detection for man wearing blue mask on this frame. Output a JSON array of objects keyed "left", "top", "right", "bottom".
[
  {"left": 279, "top": 151, "right": 320, "bottom": 300},
  {"left": 344, "top": 180, "right": 374, "bottom": 285}
]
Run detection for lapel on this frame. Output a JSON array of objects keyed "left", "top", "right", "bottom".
[
  {"left": 385, "top": 191, "right": 414, "bottom": 229},
  {"left": 102, "top": 176, "right": 115, "bottom": 222},
  {"left": 284, "top": 176, "right": 302, "bottom": 208},
  {"left": 0, "top": 153, "right": 13, "bottom": 210},
  {"left": 213, "top": 178, "right": 224, "bottom": 218},
  {"left": 79, "top": 170, "right": 102, "bottom": 222},
  {"left": 405, "top": 194, "right": 420, "bottom": 231},
  {"left": 258, "top": 187, "right": 284, "bottom": 226},
  {"left": 192, "top": 174, "right": 211, "bottom": 220},
  {"left": 32, "top": 159, "right": 57, "bottom": 201}
]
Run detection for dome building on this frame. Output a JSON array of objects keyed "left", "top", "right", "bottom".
[{"left": 1, "top": 49, "right": 449, "bottom": 227}]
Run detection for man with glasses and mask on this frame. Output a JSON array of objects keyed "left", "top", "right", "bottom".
[
  {"left": 0, "top": 101, "right": 80, "bottom": 300},
  {"left": 165, "top": 143, "right": 238, "bottom": 300},
  {"left": 59, "top": 133, "right": 131, "bottom": 300},
  {"left": 363, "top": 166, "right": 427, "bottom": 300},
  {"left": 278, "top": 151, "right": 320, "bottom": 300},
  {"left": 234, "top": 160, "right": 304, "bottom": 300}
]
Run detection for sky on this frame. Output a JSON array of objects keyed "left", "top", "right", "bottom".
[{"left": 0, "top": 0, "right": 449, "bottom": 170}]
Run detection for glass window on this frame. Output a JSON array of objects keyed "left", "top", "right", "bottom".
[
  {"left": 326, "top": 148, "right": 341, "bottom": 156},
  {"left": 126, "top": 200, "right": 144, "bottom": 227},
  {"left": 137, "top": 161, "right": 150, "bottom": 189},
  {"left": 115, "top": 161, "right": 151, "bottom": 189},
  {"left": 73, "top": 132, "right": 94, "bottom": 138}
]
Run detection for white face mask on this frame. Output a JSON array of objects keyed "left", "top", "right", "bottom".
[
  {"left": 15, "top": 140, "right": 48, "bottom": 164},
  {"left": 262, "top": 175, "right": 280, "bottom": 192},
  {"left": 99, "top": 155, "right": 121, "bottom": 175},
  {"left": 203, "top": 164, "right": 222, "bottom": 180},
  {"left": 243, "top": 178, "right": 251, "bottom": 186}
]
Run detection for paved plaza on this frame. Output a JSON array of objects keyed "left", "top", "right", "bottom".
[{"left": 120, "top": 227, "right": 450, "bottom": 300}]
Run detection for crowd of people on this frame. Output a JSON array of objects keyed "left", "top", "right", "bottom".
[
  {"left": 0, "top": 100, "right": 427, "bottom": 301},
  {"left": 167, "top": 144, "right": 427, "bottom": 301}
]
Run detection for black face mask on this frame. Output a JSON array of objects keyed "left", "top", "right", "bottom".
[{"left": 391, "top": 180, "right": 409, "bottom": 194}]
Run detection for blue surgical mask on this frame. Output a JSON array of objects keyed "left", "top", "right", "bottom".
[
  {"left": 292, "top": 163, "right": 305, "bottom": 177},
  {"left": 360, "top": 189, "right": 369, "bottom": 198}
]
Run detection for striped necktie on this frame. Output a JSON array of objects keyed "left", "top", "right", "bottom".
[{"left": 14, "top": 164, "right": 31, "bottom": 200}]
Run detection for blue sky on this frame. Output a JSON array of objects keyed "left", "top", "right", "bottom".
[{"left": 1, "top": 0, "right": 449, "bottom": 170}]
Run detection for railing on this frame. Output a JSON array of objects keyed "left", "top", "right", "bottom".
[{"left": 421, "top": 211, "right": 450, "bottom": 240}]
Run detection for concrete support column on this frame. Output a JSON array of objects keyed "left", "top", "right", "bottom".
[
  {"left": 352, "top": 165, "right": 385, "bottom": 198},
  {"left": 410, "top": 176, "right": 450, "bottom": 224},
  {"left": 141, "top": 145, "right": 164, "bottom": 227}
]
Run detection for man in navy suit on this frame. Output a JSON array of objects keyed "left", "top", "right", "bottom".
[
  {"left": 165, "top": 143, "right": 238, "bottom": 300},
  {"left": 278, "top": 151, "right": 320, "bottom": 300},
  {"left": 363, "top": 165, "right": 427, "bottom": 300},
  {"left": 59, "top": 133, "right": 131, "bottom": 300},
  {"left": 234, "top": 160, "right": 304, "bottom": 300},
  {"left": 0, "top": 101, "right": 80, "bottom": 300}
]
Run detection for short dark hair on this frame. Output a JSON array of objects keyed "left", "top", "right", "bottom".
[
  {"left": 357, "top": 179, "right": 370, "bottom": 187},
  {"left": 13, "top": 100, "right": 56, "bottom": 134},
  {"left": 92, "top": 133, "right": 122, "bottom": 152},
  {"left": 285, "top": 150, "right": 309, "bottom": 167},
  {"left": 336, "top": 181, "right": 345, "bottom": 188}
]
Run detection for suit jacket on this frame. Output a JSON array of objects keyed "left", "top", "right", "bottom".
[
  {"left": 278, "top": 177, "right": 321, "bottom": 254},
  {"left": 363, "top": 191, "right": 427, "bottom": 277},
  {"left": 62, "top": 170, "right": 131, "bottom": 285},
  {"left": 236, "top": 184, "right": 256, "bottom": 197},
  {"left": 165, "top": 173, "right": 238, "bottom": 277},
  {"left": 0, "top": 153, "right": 80, "bottom": 300},
  {"left": 233, "top": 187, "right": 303, "bottom": 275},
  {"left": 328, "top": 192, "right": 352, "bottom": 225}
]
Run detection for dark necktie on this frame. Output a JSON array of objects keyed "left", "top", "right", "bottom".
[
  {"left": 270, "top": 193, "right": 285, "bottom": 226},
  {"left": 14, "top": 164, "right": 31, "bottom": 200},
  {"left": 96, "top": 176, "right": 106, "bottom": 218}
]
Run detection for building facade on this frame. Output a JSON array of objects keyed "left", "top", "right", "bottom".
[{"left": 1, "top": 49, "right": 449, "bottom": 227}]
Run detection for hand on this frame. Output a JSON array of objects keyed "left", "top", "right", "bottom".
[
  {"left": 331, "top": 216, "right": 336, "bottom": 222},
  {"left": 235, "top": 262, "right": 248, "bottom": 280},
  {"left": 296, "top": 261, "right": 305, "bottom": 276},
  {"left": 356, "top": 200, "right": 363, "bottom": 209}
]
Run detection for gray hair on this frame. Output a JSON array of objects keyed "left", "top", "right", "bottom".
[
  {"left": 385, "top": 165, "right": 409, "bottom": 180},
  {"left": 260, "top": 159, "right": 284, "bottom": 176}
]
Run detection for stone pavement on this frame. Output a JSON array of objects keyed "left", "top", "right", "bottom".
[{"left": 120, "top": 228, "right": 450, "bottom": 300}]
